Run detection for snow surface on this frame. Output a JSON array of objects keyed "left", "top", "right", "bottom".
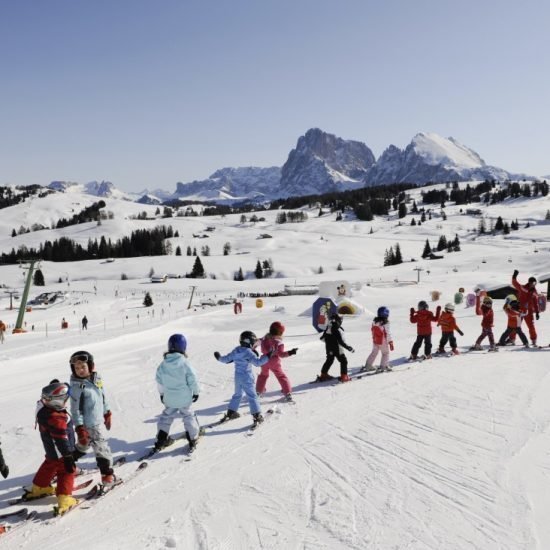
[
  {"left": 412, "top": 133, "right": 484, "bottom": 170},
  {"left": 1, "top": 185, "right": 550, "bottom": 549}
]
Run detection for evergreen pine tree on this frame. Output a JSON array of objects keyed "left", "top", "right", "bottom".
[
  {"left": 223, "top": 242, "right": 231, "bottom": 255},
  {"left": 175, "top": 246, "right": 182, "bottom": 256},
  {"left": 234, "top": 267, "right": 244, "bottom": 281},
  {"left": 143, "top": 292, "right": 153, "bottom": 307},
  {"left": 422, "top": 239, "right": 431, "bottom": 258},
  {"left": 398, "top": 202, "right": 407, "bottom": 219},
  {"left": 186, "top": 246, "right": 192, "bottom": 256},
  {"left": 254, "top": 260, "right": 263, "bottom": 279},
  {"left": 394, "top": 243, "right": 403, "bottom": 264},
  {"left": 190, "top": 256, "right": 205, "bottom": 278},
  {"left": 33, "top": 268, "right": 45, "bottom": 286}
]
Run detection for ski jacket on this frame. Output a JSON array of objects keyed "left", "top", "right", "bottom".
[
  {"left": 437, "top": 312, "right": 460, "bottom": 333},
  {"left": 371, "top": 320, "right": 392, "bottom": 346},
  {"left": 36, "top": 404, "right": 76, "bottom": 460},
  {"left": 217, "top": 346, "right": 269, "bottom": 375},
  {"left": 321, "top": 324, "right": 353, "bottom": 355},
  {"left": 475, "top": 296, "right": 494, "bottom": 328},
  {"left": 410, "top": 307, "right": 441, "bottom": 336},
  {"left": 70, "top": 372, "right": 110, "bottom": 428},
  {"left": 156, "top": 352, "right": 200, "bottom": 409},
  {"left": 504, "top": 307, "right": 523, "bottom": 329},
  {"left": 0, "top": 321, "right": 6, "bottom": 332},
  {"left": 260, "top": 335, "right": 290, "bottom": 370},
  {"left": 512, "top": 278, "right": 540, "bottom": 314}
]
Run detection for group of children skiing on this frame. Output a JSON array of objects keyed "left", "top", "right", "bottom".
[{"left": 1, "top": 270, "right": 543, "bottom": 518}]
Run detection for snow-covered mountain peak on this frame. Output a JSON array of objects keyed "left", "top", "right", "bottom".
[{"left": 411, "top": 132, "right": 484, "bottom": 169}]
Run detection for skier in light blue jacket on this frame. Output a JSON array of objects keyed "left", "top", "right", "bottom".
[
  {"left": 214, "top": 330, "right": 271, "bottom": 427},
  {"left": 154, "top": 334, "right": 201, "bottom": 451}
]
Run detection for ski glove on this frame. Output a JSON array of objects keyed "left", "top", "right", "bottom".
[
  {"left": 410, "top": 307, "right": 415, "bottom": 315},
  {"left": 214, "top": 351, "right": 221, "bottom": 360},
  {"left": 76, "top": 425, "right": 90, "bottom": 448},
  {"left": 457, "top": 329, "right": 464, "bottom": 336},
  {"left": 287, "top": 348, "right": 298, "bottom": 356},
  {"left": 63, "top": 454, "right": 76, "bottom": 474},
  {"left": 347, "top": 346, "right": 355, "bottom": 353},
  {"left": 104, "top": 411, "right": 112, "bottom": 431},
  {"left": 513, "top": 269, "right": 519, "bottom": 279},
  {"left": 192, "top": 394, "right": 199, "bottom": 402},
  {"left": 536, "top": 313, "right": 540, "bottom": 320},
  {"left": 389, "top": 341, "right": 394, "bottom": 351}
]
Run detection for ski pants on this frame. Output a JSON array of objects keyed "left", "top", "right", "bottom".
[
  {"left": 33, "top": 456, "right": 75, "bottom": 495},
  {"left": 365, "top": 342, "right": 390, "bottom": 369},
  {"left": 438, "top": 332, "right": 458, "bottom": 350},
  {"left": 256, "top": 363, "right": 292, "bottom": 395},
  {"left": 475, "top": 328, "right": 495, "bottom": 347},
  {"left": 157, "top": 405, "right": 200, "bottom": 441},
  {"left": 411, "top": 335, "right": 432, "bottom": 357},
  {"left": 523, "top": 313, "right": 537, "bottom": 342},
  {"left": 321, "top": 352, "right": 348, "bottom": 376},
  {"left": 229, "top": 371, "right": 261, "bottom": 415},
  {"left": 75, "top": 425, "right": 113, "bottom": 475},
  {"left": 498, "top": 326, "right": 528, "bottom": 346}
]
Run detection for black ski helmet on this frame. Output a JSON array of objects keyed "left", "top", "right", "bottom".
[
  {"left": 418, "top": 300, "right": 428, "bottom": 310},
  {"left": 330, "top": 313, "right": 343, "bottom": 327},
  {"left": 69, "top": 350, "right": 95, "bottom": 375},
  {"left": 239, "top": 331, "right": 257, "bottom": 348}
]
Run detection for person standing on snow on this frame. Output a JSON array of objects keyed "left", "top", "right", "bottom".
[
  {"left": 214, "top": 331, "right": 272, "bottom": 427},
  {"left": 256, "top": 322, "right": 298, "bottom": 402},
  {"left": 436, "top": 303, "right": 464, "bottom": 355},
  {"left": 0, "top": 441, "right": 8, "bottom": 478},
  {"left": 153, "top": 334, "right": 201, "bottom": 452},
  {"left": 512, "top": 270, "right": 540, "bottom": 346},
  {"left": 317, "top": 313, "right": 355, "bottom": 382},
  {"left": 361, "top": 306, "right": 393, "bottom": 372},
  {"left": 0, "top": 319, "right": 6, "bottom": 344},
  {"left": 497, "top": 299, "right": 529, "bottom": 347},
  {"left": 471, "top": 294, "right": 497, "bottom": 351},
  {"left": 81, "top": 316, "right": 88, "bottom": 330},
  {"left": 409, "top": 301, "right": 441, "bottom": 360}
]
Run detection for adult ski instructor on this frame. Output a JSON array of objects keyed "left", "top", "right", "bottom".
[{"left": 512, "top": 269, "right": 540, "bottom": 346}]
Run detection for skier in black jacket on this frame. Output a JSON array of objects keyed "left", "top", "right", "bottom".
[
  {"left": 0, "top": 441, "right": 8, "bottom": 478},
  {"left": 317, "top": 314, "right": 354, "bottom": 383}
]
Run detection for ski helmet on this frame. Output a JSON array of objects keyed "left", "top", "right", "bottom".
[
  {"left": 505, "top": 294, "right": 517, "bottom": 304},
  {"left": 69, "top": 350, "right": 95, "bottom": 375},
  {"left": 482, "top": 296, "right": 493, "bottom": 306},
  {"left": 528, "top": 276, "right": 537, "bottom": 285},
  {"left": 330, "top": 313, "right": 343, "bottom": 327},
  {"left": 239, "top": 331, "right": 257, "bottom": 348},
  {"left": 418, "top": 300, "right": 428, "bottom": 310},
  {"left": 269, "top": 322, "right": 285, "bottom": 336},
  {"left": 168, "top": 333, "right": 187, "bottom": 354},
  {"left": 444, "top": 303, "right": 455, "bottom": 312},
  {"left": 41, "top": 381, "right": 70, "bottom": 411},
  {"left": 377, "top": 306, "right": 390, "bottom": 319}
]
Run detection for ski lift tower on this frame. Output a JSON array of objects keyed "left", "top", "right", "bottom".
[{"left": 13, "top": 259, "right": 40, "bottom": 334}]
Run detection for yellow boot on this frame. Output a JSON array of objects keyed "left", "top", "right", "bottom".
[
  {"left": 23, "top": 484, "right": 55, "bottom": 501},
  {"left": 54, "top": 494, "right": 78, "bottom": 516}
]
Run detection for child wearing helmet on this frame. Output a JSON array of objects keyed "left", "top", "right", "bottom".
[
  {"left": 436, "top": 303, "right": 464, "bottom": 355},
  {"left": 69, "top": 351, "right": 116, "bottom": 487},
  {"left": 317, "top": 313, "right": 355, "bottom": 382},
  {"left": 362, "top": 306, "right": 393, "bottom": 373},
  {"left": 497, "top": 300, "right": 529, "bottom": 347},
  {"left": 214, "top": 331, "right": 272, "bottom": 426},
  {"left": 153, "top": 334, "right": 201, "bottom": 453},
  {"left": 409, "top": 301, "right": 441, "bottom": 360},
  {"left": 256, "top": 322, "right": 298, "bottom": 402},
  {"left": 22, "top": 380, "right": 78, "bottom": 516},
  {"left": 500, "top": 294, "right": 518, "bottom": 345},
  {"left": 470, "top": 293, "right": 497, "bottom": 351}
]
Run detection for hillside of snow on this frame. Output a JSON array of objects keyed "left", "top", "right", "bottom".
[{"left": 1, "top": 185, "right": 550, "bottom": 549}]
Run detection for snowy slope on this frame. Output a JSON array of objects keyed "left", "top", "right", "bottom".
[{"left": 1, "top": 186, "right": 550, "bottom": 549}]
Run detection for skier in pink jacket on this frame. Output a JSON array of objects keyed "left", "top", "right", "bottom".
[{"left": 255, "top": 322, "right": 298, "bottom": 402}]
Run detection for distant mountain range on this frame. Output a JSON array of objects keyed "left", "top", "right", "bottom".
[{"left": 47, "top": 129, "right": 538, "bottom": 204}]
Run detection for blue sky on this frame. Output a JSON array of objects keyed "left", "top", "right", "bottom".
[{"left": 1, "top": 0, "right": 548, "bottom": 192}]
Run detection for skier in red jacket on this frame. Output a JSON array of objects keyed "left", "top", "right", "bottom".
[
  {"left": 471, "top": 294, "right": 497, "bottom": 351},
  {"left": 511, "top": 270, "right": 540, "bottom": 346},
  {"left": 409, "top": 301, "right": 441, "bottom": 360}
]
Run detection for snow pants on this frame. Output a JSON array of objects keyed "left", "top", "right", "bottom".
[
  {"left": 157, "top": 405, "right": 200, "bottom": 441},
  {"left": 438, "top": 332, "right": 458, "bottom": 351},
  {"left": 75, "top": 425, "right": 113, "bottom": 475},
  {"left": 498, "top": 326, "right": 528, "bottom": 346},
  {"left": 475, "top": 328, "right": 495, "bottom": 347},
  {"left": 321, "top": 352, "right": 348, "bottom": 376},
  {"left": 411, "top": 335, "right": 432, "bottom": 357},
  {"left": 229, "top": 371, "right": 261, "bottom": 415},
  {"left": 33, "top": 456, "right": 74, "bottom": 495},
  {"left": 523, "top": 313, "right": 537, "bottom": 343},
  {"left": 365, "top": 342, "right": 390, "bottom": 369},
  {"left": 256, "top": 363, "right": 292, "bottom": 395}
]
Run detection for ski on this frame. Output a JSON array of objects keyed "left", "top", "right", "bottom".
[
  {"left": 138, "top": 433, "right": 187, "bottom": 461},
  {"left": 246, "top": 407, "right": 277, "bottom": 436},
  {"left": 0, "top": 511, "right": 38, "bottom": 536},
  {"left": 0, "top": 507, "right": 28, "bottom": 521},
  {"left": 9, "top": 478, "right": 94, "bottom": 505},
  {"left": 91, "top": 462, "right": 149, "bottom": 499}
]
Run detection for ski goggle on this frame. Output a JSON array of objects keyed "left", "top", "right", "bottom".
[{"left": 70, "top": 354, "right": 90, "bottom": 365}]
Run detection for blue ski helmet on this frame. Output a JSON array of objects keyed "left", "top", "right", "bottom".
[
  {"left": 168, "top": 333, "right": 187, "bottom": 354},
  {"left": 377, "top": 306, "right": 389, "bottom": 319}
]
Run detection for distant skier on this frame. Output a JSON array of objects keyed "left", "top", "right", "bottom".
[
  {"left": 497, "top": 299, "right": 529, "bottom": 347},
  {"left": 436, "top": 303, "right": 463, "bottom": 355},
  {"left": 153, "top": 334, "right": 201, "bottom": 452},
  {"left": 409, "top": 301, "right": 441, "bottom": 360},
  {"left": 81, "top": 316, "right": 88, "bottom": 330},
  {"left": 512, "top": 270, "right": 540, "bottom": 346},
  {"left": 22, "top": 380, "right": 78, "bottom": 516},
  {"left": 256, "top": 322, "right": 297, "bottom": 401},
  {"left": 471, "top": 294, "right": 497, "bottom": 351},
  {"left": 0, "top": 440, "right": 8, "bottom": 478},
  {"left": 317, "top": 313, "right": 355, "bottom": 382},
  {"left": 362, "top": 306, "right": 393, "bottom": 373},
  {"left": 233, "top": 299, "right": 242, "bottom": 314},
  {"left": 214, "top": 331, "right": 271, "bottom": 427},
  {"left": 69, "top": 351, "right": 116, "bottom": 487},
  {"left": 0, "top": 319, "right": 5, "bottom": 344}
]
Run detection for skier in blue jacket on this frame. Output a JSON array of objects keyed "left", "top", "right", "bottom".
[
  {"left": 154, "top": 334, "right": 201, "bottom": 451},
  {"left": 214, "top": 331, "right": 271, "bottom": 427}
]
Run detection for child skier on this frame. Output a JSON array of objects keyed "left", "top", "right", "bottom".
[
  {"left": 436, "top": 303, "right": 464, "bottom": 355},
  {"left": 409, "top": 301, "right": 441, "bottom": 360},
  {"left": 153, "top": 334, "right": 201, "bottom": 452},
  {"left": 361, "top": 307, "right": 393, "bottom": 372},
  {"left": 497, "top": 300, "right": 529, "bottom": 347},
  {"left": 69, "top": 350, "right": 116, "bottom": 487},
  {"left": 471, "top": 295, "right": 497, "bottom": 351},
  {"left": 22, "top": 380, "right": 78, "bottom": 515},
  {"left": 0, "top": 440, "right": 8, "bottom": 478},
  {"left": 317, "top": 313, "right": 355, "bottom": 382},
  {"left": 499, "top": 294, "right": 518, "bottom": 345},
  {"left": 214, "top": 331, "right": 272, "bottom": 426},
  {"left": 256, "top": 322, "right": 298, "bottom": 402}
]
